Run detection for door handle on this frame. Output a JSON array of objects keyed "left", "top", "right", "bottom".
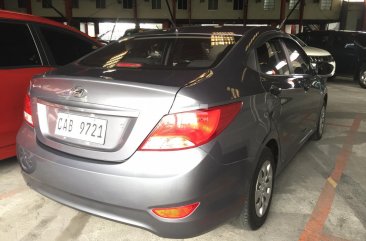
[{"left": 269, "top": 85, "right": 281, "bottom": 96}]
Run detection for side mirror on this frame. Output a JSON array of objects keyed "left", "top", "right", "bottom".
[{"left": 316, "top": 62, "right": 334, "bottom": 78}]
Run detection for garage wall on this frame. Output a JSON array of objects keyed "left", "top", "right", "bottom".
[
  {"left": 3, "top": 0, "right": 342, "bottom": 22},
  {"left": 303, "top": 0, "right": 342, "bottom": 20}
]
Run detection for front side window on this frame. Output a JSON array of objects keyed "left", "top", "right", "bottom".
[
  {"left": 18, "top": 0, "right": 26, "bottom": 8},
  {"left": 233, "top": 0, "right": 244, "bottom": 10},
  {"left": 39, "top": 26, "right": 97, "bottom": 66},
  {"left": 301, "top": 33, "right": 329, "bottom": 49},
  {"left": 256, "top": 39, "right": 289, "bottom": 75},
  {"left": 80, "top": 34, "right": 240, "bottom": 69},
  {"left": 178, "top": 0, "right": 188, "bottom": 10},
  {"left": 333, "top": 33, "right": 354, "bottom": 49},
  {"left": 0, "top": 22, "right": 41, "bottom": 68},
  {"left": 72, "top": 0, "right": 79, "bottom": 8},
  {"left": 42, "top": 0, "right": 52, "bottom": 8},
  {"left": 264, "top": 0, "right": 275, "bottom": 10},
  {"left": 96, "top": 0, "right": 106, "bottom": 9},
  {"left": 282, "top": 39, "right": 311, "bottom": 75},
  {"left": 320, "top": 0, "right": 332, "bottom": 10},
  {"left": 208, "top": 0, "right": 218, "bottom": 10},
  {"left": 122, "top": 0, "right": 133, "bottom": 9},
  {"left": 289, "top": 0, "right": 300, "bottom": 10},
  {"left": 355, "top": 33, "right": 366, "bottom": 47},
  {"left": 152, "top": 0, "right": 161, "bottom": 9}
]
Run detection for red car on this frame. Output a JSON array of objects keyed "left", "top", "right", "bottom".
[{"left": 0, "top": 10, "right": 101, "bottom": 160}]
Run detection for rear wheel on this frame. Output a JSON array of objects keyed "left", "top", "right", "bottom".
[
  {"left": 237, "top": 147, "right": 274, "bottom": 230},
  {"left": 359, "top": 65, "right": 366, "bottom": 88}
]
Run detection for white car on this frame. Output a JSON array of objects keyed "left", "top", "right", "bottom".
[{"left": 291, "top": 34, "right": 336, "bottom": 77}]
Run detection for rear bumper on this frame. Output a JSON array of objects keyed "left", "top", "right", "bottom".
[{"left": 17, "top": 124, "right": 249, "bottom": 238}]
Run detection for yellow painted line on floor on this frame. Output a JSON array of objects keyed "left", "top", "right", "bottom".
[
  {"left": 327, "top": 176, "right": 337, "bottom": 188},
  {"left": 298, "top": 115, "right": 361, "bottom": 241}
]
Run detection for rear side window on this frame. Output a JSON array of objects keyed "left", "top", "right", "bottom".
[
  {"left": 282, "top": 39, "right": 311, "bottom": 75},
  {"left": 0, "top": 22, "right": 41, "bottom": 68},
  {"left": 79, "top": 34, "right": 240, "bottom": 69},
  {"left": 39, "top": 26, "right": 97, "bottom": 66},
  {"left": 256, "top": 39, "right": 289, "bottom": 75}
]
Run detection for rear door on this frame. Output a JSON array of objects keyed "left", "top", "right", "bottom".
[
  {"left": 255, "top": 37, "right": 306, "bottom": 162},
  {"left": 0, "top": 20, "right": 51, "bottom": 159}
]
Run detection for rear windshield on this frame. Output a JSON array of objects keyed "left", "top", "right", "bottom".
[{"left": 79, "top": 34, "right": 240, "bottom": 69}]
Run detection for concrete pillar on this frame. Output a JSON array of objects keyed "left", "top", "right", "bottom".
[
  {"left": 26, "top": 0, "right": 32, "bottom": 14},
  {"left": 280, "top": 0, "right": 287, "bottom": 30},
  {"left": 64, "top": 0, "right": 73, "bottom": 25},
  {"left": 299, "top": 0, "right": 305, "bottom": 33},
  {"left": 362, "top": 0, "right": 366, "bottom": 30},
  {"left": 243, "top": 0, "right": 248, "bottom": 26}
]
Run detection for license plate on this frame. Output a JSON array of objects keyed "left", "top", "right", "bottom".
[{"left": 55, "top": 113, "right": 107, "bottom": 145}]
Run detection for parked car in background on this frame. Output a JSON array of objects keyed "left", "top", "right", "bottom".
[
  {"left": 291, "top": 34, "right": 335, "bottom": 78},
  {"left": 297, "top": 30, "right": 366, "bottom": 88},
  {"left": 17, "top": 26, "right": 333, "bottom": 238},
  {"left": 0, "top": 10, "right": 101, "bottom": 160}
]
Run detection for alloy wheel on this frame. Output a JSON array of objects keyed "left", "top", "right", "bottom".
[
  {"left": 254, "top": 160, "right": 273, "bottom": 218},
  {"left": 360, "top": 70, "right": 366, "bottom": 86}
]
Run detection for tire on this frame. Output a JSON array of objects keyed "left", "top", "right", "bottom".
[
  {"left": 237, "top": 147, "right": 275, "bottom": 230},
  {"left": 312, "top": 104, "right": 326, "bottom": 140},
  {"left": 359, "top": 65, "right": 366, "bottom": 89}
]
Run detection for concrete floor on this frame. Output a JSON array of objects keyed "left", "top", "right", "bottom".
[{"left": 1, "top": 78, "right": 366, "bottom": 241}]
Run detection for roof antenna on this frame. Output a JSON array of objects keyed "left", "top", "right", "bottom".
[
  {"left": 165, "top": 0, "right": 177, "bottom": 30},
  {"left": 279, "top": 0, "right": 301, "bottom": 31}
]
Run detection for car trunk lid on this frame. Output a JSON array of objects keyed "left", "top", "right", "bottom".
[{"left": 30, "top": 69, "right": 205, "bottom": 162}]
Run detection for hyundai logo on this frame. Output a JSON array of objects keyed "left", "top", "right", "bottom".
[{"left": 70, "top": 86, "right": 87, "bottom": 98}]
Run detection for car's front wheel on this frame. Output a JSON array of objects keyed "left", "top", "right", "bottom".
[
  {"left": 237, "top": 147, "right": 275, "bottom": 230},
  {"left": 312, "top": 104, "right": 326, "bottom": 140},
  {"left": 359, "top": 65, "right": 366, "bottom": 88}
]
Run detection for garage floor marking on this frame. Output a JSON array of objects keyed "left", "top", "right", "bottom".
[
  {"left": 298, "top": 115, "right": 361, "bottom": 241},
  {"left": 0, "top": 187, "right": 27, "bottom": 200}
]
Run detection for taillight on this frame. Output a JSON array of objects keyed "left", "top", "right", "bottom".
[
  {"left": 152, "top": 202, "right": 200, "bottom": 219},
  {"left": 139, "top": 102, "right": 242, "bottom": 151},
  {"left": 24, "top": 94, "right": 33, "bottom": 127}
]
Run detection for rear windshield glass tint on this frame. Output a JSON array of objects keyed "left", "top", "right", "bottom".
[{"left": 79, "top": 34, "right": 240, "bottom": 69}]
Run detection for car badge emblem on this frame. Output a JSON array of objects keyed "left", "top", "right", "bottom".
[{"left": 70, "top": 86, "right": 87, "bottom": 98}]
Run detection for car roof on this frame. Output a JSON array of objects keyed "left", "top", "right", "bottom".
[
  {"left": 0, "top": 10, "right": 100, "bottom": 45},
  {"left": 124, "top": 25, "right": 278, "bottom": 38}
]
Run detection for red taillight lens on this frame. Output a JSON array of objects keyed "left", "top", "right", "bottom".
[
  {"left": 24, "top": 94, "right": 33, "bottom": 127},
  {"left": 152, "top": 202, "right": 200, "bottom": 219},
  {"left": 139, "top": 102, "right": 242, "bottom": 151}
]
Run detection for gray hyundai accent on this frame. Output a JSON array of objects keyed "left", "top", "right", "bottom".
[{"left": 17, "top": 26, "right": 332, "bottom": 238}]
